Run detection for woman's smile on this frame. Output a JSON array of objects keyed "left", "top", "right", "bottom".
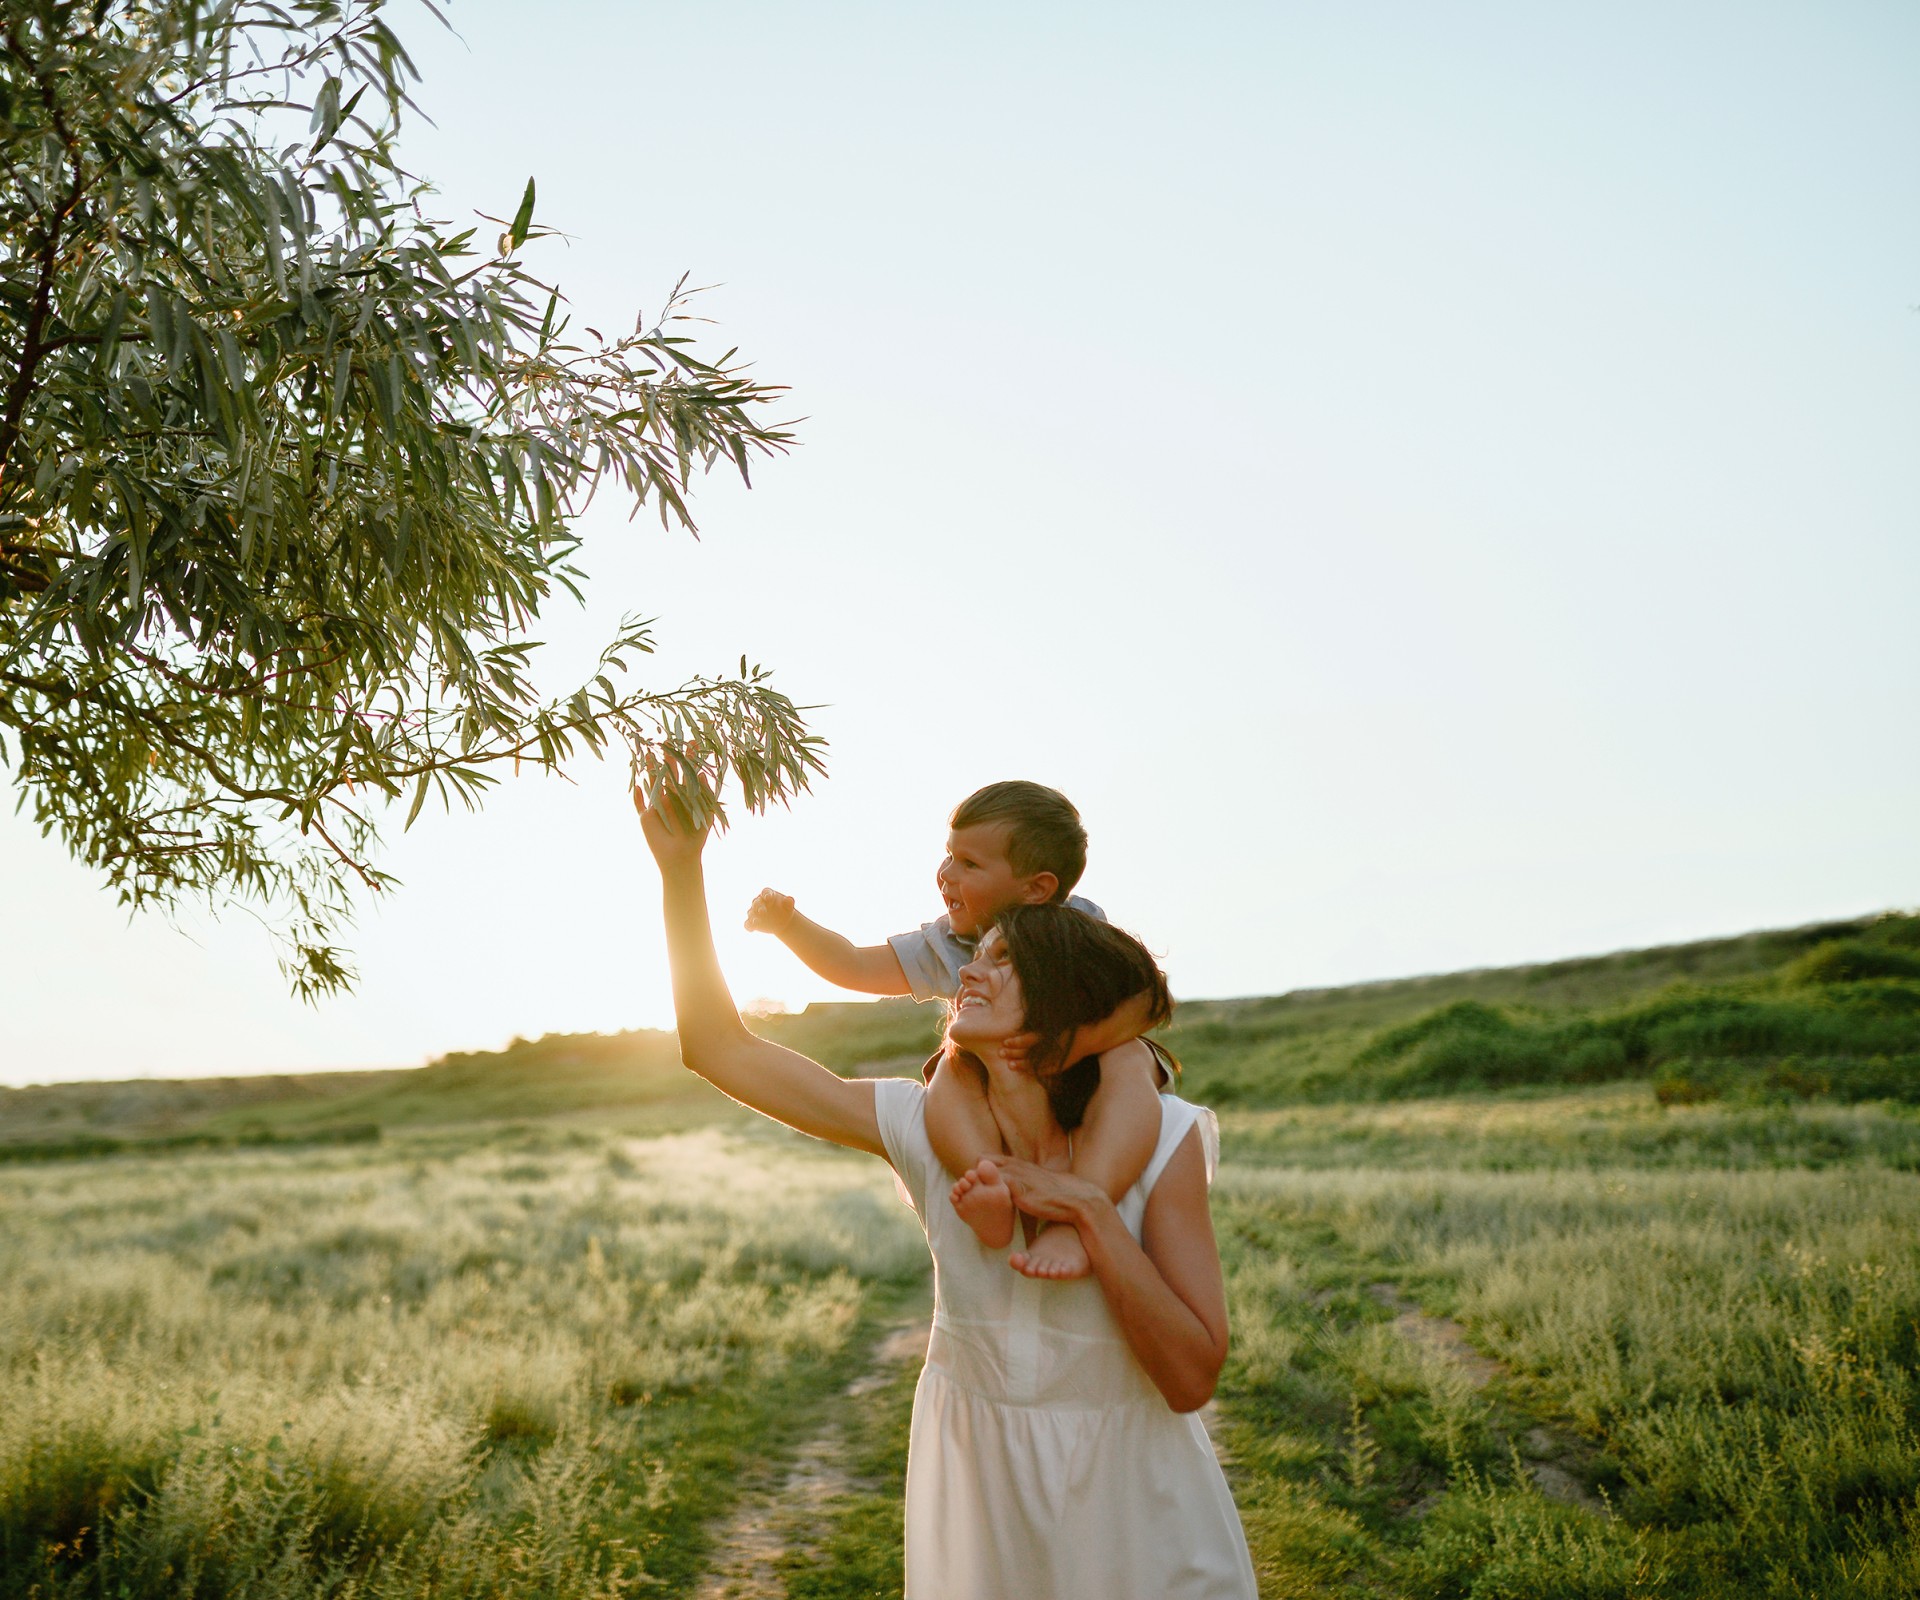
[{"left": 949, "top": 928, "right": 1025, "bottom": 1044}]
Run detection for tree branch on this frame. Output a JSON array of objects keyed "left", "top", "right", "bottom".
[{"left": 0, "top": 19, "right": 93, "bottom": 505}]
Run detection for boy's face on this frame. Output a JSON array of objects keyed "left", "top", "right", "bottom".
[{"left": 937, "top": 821, "right": 1057, "bottom": 937}]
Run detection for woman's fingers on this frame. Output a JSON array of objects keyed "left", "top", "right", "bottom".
[
  {"left": 993, "top": 1157, "right": 1098, "bottom": 1220},
  {"left": 636, "top": 789, "right": 711, "bottom": 864}
]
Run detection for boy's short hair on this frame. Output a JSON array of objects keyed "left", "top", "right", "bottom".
[{"left": 950, "top": 781, "right": 1087, "bottom": 900}]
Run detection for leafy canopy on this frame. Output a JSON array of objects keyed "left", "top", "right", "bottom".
[{"left": 0, "top": 0, "right": 821, "bottom": 995}]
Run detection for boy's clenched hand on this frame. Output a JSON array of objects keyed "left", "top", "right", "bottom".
[
  {"left": 745, "top": 888, "right": 797, "bottom": 935},
  {"left": 1000, "top": 1032, "right": 1041, "bottom": 1070}
]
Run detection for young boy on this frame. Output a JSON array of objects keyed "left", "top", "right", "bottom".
[{"left": 745, "top": 780, "right": 1165, "bottom": 1278}]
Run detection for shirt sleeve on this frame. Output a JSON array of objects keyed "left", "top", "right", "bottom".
[
  {"left": 871, "top": 1076, "right": 935, "bottom": 1218},
  {"left": 886, "top": 916, "right": 966, "bottom": 1002},
  {"left": 1065, "top": 893, "right": 1106, "bottom": 922}
]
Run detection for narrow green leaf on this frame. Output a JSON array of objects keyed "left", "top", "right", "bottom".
[
  {"left": 405, "top": 771, "right": 432, "bottom": 829},
  {"left": 509, "top": 178, "right": 536, "bottom": 250}
]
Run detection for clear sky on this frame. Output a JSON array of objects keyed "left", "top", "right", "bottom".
[{"left": 3, "top": 0, "right": 1916, "bottom": 1086}]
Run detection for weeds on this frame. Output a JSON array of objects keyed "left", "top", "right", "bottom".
[
  {"left": 0, "top": 1118, "right": 926, "bottom": 1598},
  {"left": 1213, "top": 1143, "right": 1920, "bottom": 1596}
]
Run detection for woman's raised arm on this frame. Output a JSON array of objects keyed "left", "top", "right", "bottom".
[
  {"left": 639, "top": 794, "right": 887, "bottom": 1158},
  {"left": 995, "top": 1131, "right": 1229, "bottom": 1413}
]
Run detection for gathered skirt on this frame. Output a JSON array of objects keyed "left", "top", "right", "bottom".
[{"left": 902, "top": 1365, "right": 1258, "bottom": 1600}]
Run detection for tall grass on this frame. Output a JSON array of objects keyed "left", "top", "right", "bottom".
[
  {"left": 0, "top": 1119, "right": 926, "bottom": 1598},
  {"left": 1215, "top": 1147, "right": 1920, "bottom": 1597},
  {"left": 1220, "top": 1085, "right": 1920, "bottom": 1171}
]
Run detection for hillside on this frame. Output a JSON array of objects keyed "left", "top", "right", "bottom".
[
  {"left": 5, "top": 909, "right": 1915, "bottom": 1157},
  {"left": 1167, "top": 909, "right": 1920, "bottom": 1105}
]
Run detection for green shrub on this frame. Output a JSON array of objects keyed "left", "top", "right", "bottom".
[
  {"left": 1404, "top": 1477, "right": 1666, "bottom": 1599},
  {"left": 1785, "top": 940, "right": 1920, "bottom": 986},
  {"left": 1356, "top": 966, "right": 1920, "bottom": 1101}
]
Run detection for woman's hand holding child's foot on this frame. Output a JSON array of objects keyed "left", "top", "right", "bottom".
[
  {"left": 950, "top": 1159, "right": 1016, "bottom": 1249},
  {"left": 1010, "top": 1221, "right": 1092, "bottom": 1280}
]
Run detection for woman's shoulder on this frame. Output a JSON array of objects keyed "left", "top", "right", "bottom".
[
  {"left": 870, "top": 1073, "right": 929, "bottom": 1141},
  {"left": 1145, "top": 1094, "right": 1220, "bottom": 1193},
  {"left": 868, "top": 1076, "right": 939, "bottom": 1211}
]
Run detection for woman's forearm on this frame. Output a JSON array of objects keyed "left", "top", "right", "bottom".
[
  {"left": 649, "top": 838, "right": 886, "bottom": 1155},
  {"left": 658, "top": 854, "right": 755, "bottom": 1064},
  {"left": 1071, "top": 1195, "right": 1225, "bottom": 1413}
]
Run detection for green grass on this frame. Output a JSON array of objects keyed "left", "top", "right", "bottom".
[
  {"left": 8, "top": 907, "right": 1920, "bottom": 1596},
  {"left": 777, "top": 1355, "right": 920, "bottom": 1598},
  {"left": 0, "top": 1114, "right": 929, "bottom": 1598},
  {"left": 1218, "top": 1086, "right": 1920, "bottom": 1172},
  {"left": 1210, "top": 1130, "right": 1920, "bottom": 1597}
]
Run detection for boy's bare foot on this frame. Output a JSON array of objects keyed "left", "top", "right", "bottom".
[
  {"left": 1010, "top": 1222, "right": 1091, "bottom": 1280},
  {"left": 950, "top": 1159, "right": 1015, "bottom": 1249}
]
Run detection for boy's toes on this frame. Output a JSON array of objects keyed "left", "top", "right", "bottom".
[
  {"left": 1021, "top": 1226, "right": 1092, "bottom": 1280},
  {"left": 951, "top": 1159, "right": 1015, "bottom": 1249}
]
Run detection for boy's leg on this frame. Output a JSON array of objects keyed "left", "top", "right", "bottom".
[
  {"left": 1011, "top": 1042, "right": 1163, "bottom": 1280},
  {"left": 930, "top": 1052, "right": 1016, "bottom": 1248},
  {"left": 1070, "top": 1041, "right": 1165, "bottom": 1199}
]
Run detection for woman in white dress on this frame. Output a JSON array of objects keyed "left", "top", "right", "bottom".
[{"left": 639, "top": 798, "right": 1257, "bottom": 1600}]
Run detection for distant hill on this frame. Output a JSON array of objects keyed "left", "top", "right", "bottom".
[
  {"left": 0, "top": 999, "right": 946, "bottom": 1153},
  {"left": 6, "top": 909, "right": 1915, "bottom": 1157},
  {"left": 1164, "top": 910, "right": 1920, "bottom": 1106}
]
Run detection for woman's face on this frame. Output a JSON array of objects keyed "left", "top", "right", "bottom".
[{"left": 948, "top": 927, "right": 1026, "bottom": 1052}]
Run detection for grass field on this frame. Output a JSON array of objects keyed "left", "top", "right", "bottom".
[{"left": 4, "top": 913, "right": 1918, "bottom": 1596}]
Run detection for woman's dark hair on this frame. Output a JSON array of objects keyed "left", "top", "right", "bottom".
[{"left": 993, "top": 903, "right": 1176, "bottom": 1132}]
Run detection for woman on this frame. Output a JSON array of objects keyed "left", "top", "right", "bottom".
[{"left": 640, "top": 797, "right": 1257, "bottom": 1599}]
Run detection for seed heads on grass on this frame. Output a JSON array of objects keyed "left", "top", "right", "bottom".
[{"left": 1344, "top": 1394, "right": 1379, "bottom": 1492}]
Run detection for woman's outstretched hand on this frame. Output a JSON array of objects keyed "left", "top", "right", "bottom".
[{"left": 632, "top": 785, "right": 711, "bottom": 868}]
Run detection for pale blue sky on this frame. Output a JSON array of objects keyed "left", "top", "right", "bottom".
[{"left": 4, "top": 0, "right": 1916, "bottom": 1084}]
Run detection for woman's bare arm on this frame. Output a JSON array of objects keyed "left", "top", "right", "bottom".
[
  {"left": 995, "top": 1131, "right": 1228, "bottom": 1412},
  {"left": 642, "top": 797, "right": 886, "bottom": 1157}
]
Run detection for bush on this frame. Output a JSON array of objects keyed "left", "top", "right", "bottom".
[
  {"left": 1355, "top": 950, "right": 1920, "bottom": 1101},
  {"left": 1784, "top": 940, "right": 1920, "bottom": 986}
]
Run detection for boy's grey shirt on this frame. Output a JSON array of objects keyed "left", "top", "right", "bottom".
[{"left": 888, "top": 894, "right": 1106, "bottom": 1003}]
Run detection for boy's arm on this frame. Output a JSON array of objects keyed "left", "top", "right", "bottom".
[
  {"left": 1005, "top": 989, "right": 1157, "bottom": 1074},
  {"left": 1066, "top": 990, "right": 1157, "bottom": 1065},
  {"left": 746, "top": 890, "right": 912, "bottom": 996},
  {"left": 1072, "top": 1039, "right": 1164, "bottom": 1203}
]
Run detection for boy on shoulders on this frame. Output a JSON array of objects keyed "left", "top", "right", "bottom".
[{"left": 747, "top": 781, "right": 1163, "bottom": 1278}]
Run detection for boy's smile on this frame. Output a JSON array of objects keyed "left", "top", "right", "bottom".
[{"left": 937, "top": 822, "right": 1056, "bottom": 936}]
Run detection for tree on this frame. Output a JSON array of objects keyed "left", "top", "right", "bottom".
[{"left": 0, "top": 0, "right": 821, "bottom": 996}]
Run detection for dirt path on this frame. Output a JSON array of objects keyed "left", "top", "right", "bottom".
[
  {"left": 1366, "top": 1283, "right": 1606, "bottom": 1514},
  {"left": 694, "top": 1313, "right": 932, "bottom": 1600}
]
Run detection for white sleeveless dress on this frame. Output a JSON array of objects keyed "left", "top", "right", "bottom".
[{"left": 872, "top": 1079, "right": 1258, "bottom": 1600}]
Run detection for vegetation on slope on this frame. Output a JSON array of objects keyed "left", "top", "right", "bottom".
[
  {"left": 1169, "top": 912, "right": 1920, "bottom": 1107},
  {"left": 11, "top": 911, "right": 1915, "bottom": 1160},
  {"left": 0, "top": 1002, "right": 944, "bottom": 1154}
]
